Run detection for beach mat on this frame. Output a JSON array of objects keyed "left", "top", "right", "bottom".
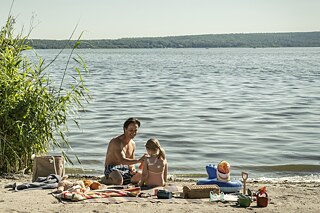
[
  {"left": 53, "top": 184, "right": 206, "bottom": 204},
  {"left": 53, "top": 186, "right": 141, "bottom": 202},
  {"left": 84, "top": 196, "right": 205, "bottom": 204}
]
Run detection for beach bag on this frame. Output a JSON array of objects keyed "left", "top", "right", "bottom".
[
  {"left": 32, "top": 156, "right": 65, "bottom": 182},
  {"left": 183, "top": 184, "right": 220, "bottom": 199}
]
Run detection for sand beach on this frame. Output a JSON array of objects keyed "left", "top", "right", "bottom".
[{"left": 1, "top": 174, "right": 320, "bottom": 213}]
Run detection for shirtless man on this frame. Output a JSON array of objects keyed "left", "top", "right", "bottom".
[{"left": 104, "top": 118, "right": 146, "bottom": 185}]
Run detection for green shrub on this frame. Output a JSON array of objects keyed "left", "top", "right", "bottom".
[{"left": 0, "top": 16, "right": 90, "bottom": 173}]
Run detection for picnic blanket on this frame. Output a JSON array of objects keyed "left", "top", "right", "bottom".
[
  {"left": 52, "top": 184, "right": 204, "bottom": 204},
  {"left": 52, "top": 183, "right": 237, "bottom": 204},
  {"left": 83, "top": 195, "right": 205, "bottom": 204},
  {"left": 53, "top": 187, "right": 141, "bottom": 202}
]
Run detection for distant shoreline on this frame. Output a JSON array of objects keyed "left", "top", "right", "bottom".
[{"left": 27, "top": 31, "right": 320, "bottom": 49}]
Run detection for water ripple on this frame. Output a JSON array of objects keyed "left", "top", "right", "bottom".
[{"left": 26, "top": 48, "right": 320, "bottom": 178}]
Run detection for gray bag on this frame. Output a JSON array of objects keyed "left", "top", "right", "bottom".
[{"left": 32, "top": 156, "right": 65, "bottom": 182}]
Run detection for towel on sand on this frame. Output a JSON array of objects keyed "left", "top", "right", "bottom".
[
  {"left": 53, "top": 187, "right": 141, "bottom": 202},
  {"left": 11, "top": 174, "right": 61, "bottom": 191},
  {"left": 53, "top": 184, "right": 206, "bottom": 204}
]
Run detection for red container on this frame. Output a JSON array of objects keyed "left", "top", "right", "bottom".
[{"left": 257, "top": 192, "right": 268, "bottom": 207}]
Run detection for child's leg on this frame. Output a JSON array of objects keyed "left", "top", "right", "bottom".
[{"left": 131, "top": 171, "right": 142, "bottom": 184}]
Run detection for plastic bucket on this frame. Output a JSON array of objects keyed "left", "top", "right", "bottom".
[
  {"left": 238, "top": 195, "right": 251, "bottom": 207},
  {"left": 257, "top": 193, "right": 268, "bottom": 207}
]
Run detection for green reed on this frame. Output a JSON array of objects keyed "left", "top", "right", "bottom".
[{"left": 0, "top": 16, "right": 91, "bottom": 174}]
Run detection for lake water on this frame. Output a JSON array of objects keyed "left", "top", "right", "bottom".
[{"left": 28, "top": 47, "right": 320, "bottom": 180}]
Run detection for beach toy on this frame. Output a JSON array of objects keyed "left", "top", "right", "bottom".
[
  {"left": 199, "top": 163, "right": 242, "bottom": 193},
  {"left": 197, "top": 178, "right": 242, "bottom": 193},
  {"left": 237, "top": 193, "right": 252, "bottom": 207},
  {"left": 217, "top": 160, "right": 230, "bottom": 174},
  {"left": 256, "top": 186, "right": 268, "bottom": 207},
  {"left": 242, "top": 172, "right": 248, "bottom": 194},
  {"left": 217, "top": 160, "right": 230, "bottom": 182},
  {"left": 257, "top": 193, "right": 268, "bottom": 207},
  {"left": 206, "top": 164, "right": 217, "bottom": 179}
]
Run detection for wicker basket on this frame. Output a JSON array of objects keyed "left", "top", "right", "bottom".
[{"left": 183, "top": 184, "right": 220, "bottom": 199}]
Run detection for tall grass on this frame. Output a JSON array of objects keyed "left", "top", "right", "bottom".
[{"left": 0, "top": 16, "right": 91, "bottom": 174}]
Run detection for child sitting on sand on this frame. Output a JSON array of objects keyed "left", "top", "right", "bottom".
[{"left": 139, "top": 138, "right": 168, "bottom": 187}]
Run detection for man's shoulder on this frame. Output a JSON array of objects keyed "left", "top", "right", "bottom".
[{"left": 109, "top": 135, "right": 122, "bottom": 144}]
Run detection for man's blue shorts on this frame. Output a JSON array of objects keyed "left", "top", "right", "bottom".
[{"left": 104, "top": 165, "right": 133, "bottom": 184}]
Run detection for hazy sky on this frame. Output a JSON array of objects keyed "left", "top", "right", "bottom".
[{"left": 1, "top": 0, "right": 320, "bottom": 40}]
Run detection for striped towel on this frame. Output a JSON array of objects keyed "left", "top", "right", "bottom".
[{"left": 55, "top": 187, "right": 141, "bottom": 202}]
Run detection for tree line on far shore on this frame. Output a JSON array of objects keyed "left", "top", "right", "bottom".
[{"left": 27, "top": 31, "right": 320, "bottom": 49}]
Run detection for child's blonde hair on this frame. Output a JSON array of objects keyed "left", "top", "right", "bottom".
[{"left": 145, "top": 138, "right": 166, "bottom": 160}]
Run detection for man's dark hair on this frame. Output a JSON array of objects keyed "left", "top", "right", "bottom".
[{"left": 123, "top": 117, "right": 141, "bottom": 130}]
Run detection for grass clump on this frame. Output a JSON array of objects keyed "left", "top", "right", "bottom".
[{"left": 0, "top": 16, "right": 90, "bottom": 174}]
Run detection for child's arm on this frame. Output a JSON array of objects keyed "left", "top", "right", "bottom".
[
  {"left": 139, "top": 158, "right": 148, "bottom": 186},
  {"left": 164, "top": 159, "right": 168, "bottom": 183}
]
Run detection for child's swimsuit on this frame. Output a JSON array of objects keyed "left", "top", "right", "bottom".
[{"left": 144, "top": 157, "right": 165, "bottom": 186}]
